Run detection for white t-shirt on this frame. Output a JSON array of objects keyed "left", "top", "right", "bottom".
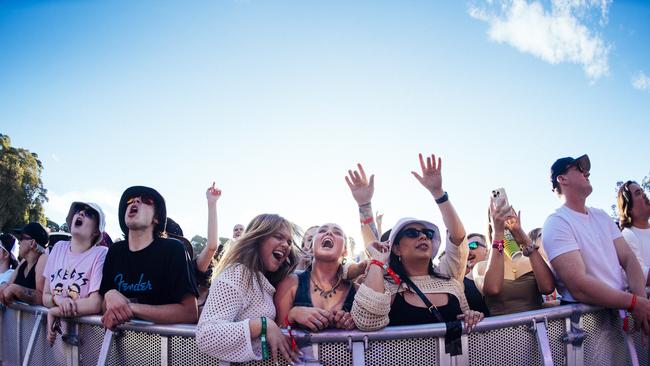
[
  {"left": 542, "top": 205, "right": 624, "bottom": 302},
  {"left": 0, "top": 269, "right": 14, "bottom": 285},
  {"left": 622, "top": 226, "right": 650, "bottom": 281}
]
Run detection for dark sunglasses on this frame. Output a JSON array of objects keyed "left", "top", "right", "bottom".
[
  {"left": 126, "top": 195, "right": 155, "bottom": 206},
  {"left": 468, "top": 241, "right": 485, "bottom": 250},
  {"left": 74, "top": 206, "right": 97, "bottom": 220},
  {"left": 401, "top": 228, "right": 435, "bottom": 240},
  {"left": 19, "top": 235, "right": 33, "bottom": 241}
]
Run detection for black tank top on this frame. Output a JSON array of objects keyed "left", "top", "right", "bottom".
[
  {"left": 388, "top": 292, "right": 462, "bottom": 326},
  {"left": 14, "top": 261, "right": 36, "bottom": 289},
  {"left": 293, "top": 270, "right": 356, "bottom": 312}
]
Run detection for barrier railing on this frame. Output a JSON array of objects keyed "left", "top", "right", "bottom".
[{"left": 1, "top": 301, "right": 648, "bottom": 365}]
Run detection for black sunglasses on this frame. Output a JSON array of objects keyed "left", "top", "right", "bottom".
[
  {"left": 75, "top": 205, "right": 97, "bottom": 220},
  {"left": 400, "top": 228, "right": 435, "bottom": 240},
  {"left": 468, "top": 241, "right": 485, "bottom": 250}
]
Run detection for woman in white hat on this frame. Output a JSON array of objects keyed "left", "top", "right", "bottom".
[
  {"left": 348, "top": 154, "right": 483, "bottom": 332},
  {"left": 42, "top": 201, "right": 108, "bottom": 344}
]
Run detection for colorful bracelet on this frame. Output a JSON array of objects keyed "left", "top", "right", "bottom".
[
  {"left": 361, "top": 217, "right": 374, "bottom": 225},
  {"left": 492, "top": 240, "right": 505, "bottom": 253},
  {"left": 370, "top": 259, "right": 401, "bottom": 285},
  {"left": 628, "top": 294, "right": 637, "bottom": 312},
  {"left": 261, "top": 316, "right": 269, "bottom": 360},
  {"left": 284, "top": 315, "right": 298, "bottom": 352}
]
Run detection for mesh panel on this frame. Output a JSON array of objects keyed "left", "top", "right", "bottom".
[
  {"left": 170, "top": 336, "right": 220, "bottom": 366},
  {"left": 2, "top": 308, "right": 20, "bottom": 366},
  {"left": 365, "top": 337, "right": 437, "bottom": 366},
  {"left": 319, "top": 342, "right": 351, "bottom": 366},
  {"left": 468, "top": 324, "right": 540, "bottom": 366},
  {"left": 20, "top": 310, "right": 37, "bottom": 357},
  {"left": 26, "top": 316, "right": 67, "bottom": 366},
  {"left": 581, "top": 310, "right": 630, "bottom": 366},
  {"left": 78, "top": 323, "right": 107, "bottom": 366},
  {"left": 107, "top": 330, "right": 162, "bottom": 366},
  {"left": 546, "top": 318, "right": 567, "bottom": 366},
  {"left": 633, "top": 330, "right": 649, "bottom": 366}
]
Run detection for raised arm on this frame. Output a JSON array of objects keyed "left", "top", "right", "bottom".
[
  {"left": 345, "top": 164, "right": 380, "bottom": 243},
  {"left": 411, "top": 153, "right": 465, "bottom": 244},
  {"left": 479, "top": 200, "right": 510, "bottom": 296},
  {"left": 197, "top": 183, "right": 221, "bottom": 272},
  {"left": 506, "top": 210, "right": 555, "bottom": 295}
]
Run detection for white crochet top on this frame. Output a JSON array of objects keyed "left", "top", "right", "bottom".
[
  {"left": 195, "top": 264, "right": 276, "bottom": 363},
  {"left": 352, "top": 235, "right": 469, "bottom": 331}
]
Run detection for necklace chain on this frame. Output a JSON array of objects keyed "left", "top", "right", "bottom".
[{"left": 311, "top": 275, "right": 342, "bottom": 299}]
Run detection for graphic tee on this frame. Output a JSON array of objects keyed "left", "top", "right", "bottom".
[
  {"left": 43, "top": 241, "right": 107, "bottom": 299},
  {"left": 99, "top": 237, "right": 198, "bottom": 305}
]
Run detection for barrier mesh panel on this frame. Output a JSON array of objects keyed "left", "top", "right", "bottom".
[
  {"left": 546, "top": 318, "right": 567, "bottom": 366},
  {"left": 633, "top": 331, "right": 649, "bottom": 366},
  {"left": 1, "top": 308, "right": 20, "bottom": 366},
  {"left": 27, "top": 317, "right": 68, "bottom": 366},
  {"left": 20, "top": 310, "right": 37, "bottom": 357},
  {"left": 581, "top": 310, "right": 630, "bottom": 366},
  {"left": 364, "top": 337, "right": 437, "bottom": 366},
  {"left": 468, "top": 324, "right": 540, "bottom": 366},
  {"left": 78, "top": 323, "right": 106, "bottom": 366},
  {"left": 170, "top": 336, "right": 220, "bottom": 365},
  {"left": 319, "top": 342, "right": 351, "bottom": 366},
  {"left": 107, "top": 330, "right": 162, "bottom": 366}
]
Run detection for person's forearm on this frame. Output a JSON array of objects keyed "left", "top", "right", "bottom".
[
  {"left": 528, "top": 251, "right": 555, "bottom": 295},
  {"left": 73, "top": 295, "right": 102, "bottom": 316},
  {"left": 248, "top": 317, "right": 262, "bottom": 339},
  {"left": 14, "top": 285, "right": 42, "bottom": 305},
  {"left": 43, "top": 292, "right": 56, "bottom": 308},
  {"left": 570, "top": 275, "right": 637, "bottom": 309},
  {"left": 130, "top": 302, "right": 198, "bottom": 324},
  {"left": 622, "top": 254, "right": 647, "bottom": 297},
  {"left": 362, "top": 264, "right": 385, "bottom": 294},
  {"left": 206, "top": 201, "right": 218, "bottom": 250},
  {"left": 432, "top": 190, "right": 465, "bottom": 245},
  {"left": 483, "top": 232, "right": 504, "bottom": 296},
  {"left": 358, "top": 202, "right": 379, "bottom": 241}
]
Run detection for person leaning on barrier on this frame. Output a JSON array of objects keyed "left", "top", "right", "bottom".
[
  {"left": 617, "top": 180, "right": 650, "bottom": 286},
  {"left": 99, "top": 186, "right": 199, "bottom": 330},
  {"left": 348, "top": 154, "right": 483, "bottom": 332},
  {"left": 542, "top": 155, "right": 650, "bottom": 334},
  {"left": 0, "top": 222, "right": 49, "bottom": 306},
  {"left": 42, "top": 202, "right": 108, "bottom": 344},
  {"left": 275, "top": 223, "right": 358, "bottom": 332},
  {"left": 196, "top": 213, "right": 301, "bottom": 364},
  {"left": 0, "top": 233, "right": 19, "bottom": 285},
  {"left": 472, "top": 201, "right": 555, "bottom": 316}
]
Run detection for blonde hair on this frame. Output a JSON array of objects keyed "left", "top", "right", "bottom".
[{"left": 215, "top": 213, "right": 299, "bottom": 288}]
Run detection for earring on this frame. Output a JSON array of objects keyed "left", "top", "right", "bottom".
[{"left": 398, "top": 256, "right": 402, "bottom": 262}]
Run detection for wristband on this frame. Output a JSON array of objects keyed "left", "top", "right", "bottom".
[
  {"left": 260, "top": 316, "right": 269, "bottom": 360},
  {"left": 522, "top": 242, "right": 539, "bottom": 257},
  {"left": 492, "top": 240, "right": 504, "bottom": 253},
  {"left": 285, "top": 315, "right": 298, "bottom": 352},
  {"left": 361, "top": 217, "right": 374, "bottom": 225},
  {"left": 370, "top": 259, "right": 401, "bottom": 285},
  {"left": 434, "top": 191, "right": 449, "bottom": 204},
  {"left": 628, "top": 294, "right": 637, "bottom": 312}
]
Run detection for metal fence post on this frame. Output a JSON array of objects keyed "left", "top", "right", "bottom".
[
  {"left": 160, "top": 335, "right": 169, "bottom": 366},
  {"left": 564, "top": 311, "right": 585, "bottom": 366},
  {"left": 530, "top": 318, "right": 554, "bottom": 366},
  {"left": 22, "top": 312, "right": 43, "bottom": 366},
  {"left": 96, "top": 329, "right": 114, "bottom": 366}
]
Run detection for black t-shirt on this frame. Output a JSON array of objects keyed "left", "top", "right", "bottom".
[{"left": 99, "top": 237, "right": 198, "bottom": 305}]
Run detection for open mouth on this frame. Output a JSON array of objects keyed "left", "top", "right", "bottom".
[
  {"left": 272, "top": 249, "right": 285, "bottom": 261},
  {"left": 321, "top": 238, "right": 334, "bottom": 248},
  {"left": 128, "top": 205, "right": 139, "bottom": 216},
  {"left": 74, "top": 218, "right": 83, "bottom": 227}
]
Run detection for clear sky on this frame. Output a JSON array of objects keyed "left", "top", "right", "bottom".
[{"left": 1, "top": 0, "right": 648, "bottom": 255}]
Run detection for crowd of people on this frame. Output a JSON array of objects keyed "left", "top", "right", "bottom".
[{"left": 0, "top": 152, "right": 649, "bottom": 365}]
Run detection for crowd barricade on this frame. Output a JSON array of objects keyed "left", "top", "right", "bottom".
[{"left": 1, "top": 300, "right": 648, "bottom": 366}]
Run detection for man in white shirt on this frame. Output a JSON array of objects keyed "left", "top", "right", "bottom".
[
  {"left": 542, "top": 154, "right": 650, "bottom": 334},
  {"left": 618, "top": 180, "right": 650, "bottom": 285}
]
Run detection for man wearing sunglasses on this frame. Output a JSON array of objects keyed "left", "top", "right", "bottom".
[
  {"left": 465, "top": 234, "right": 487, "bottom": 279},
  {"left": 99, "top": 186, "right": 198, "bottom": 330},
  {"left": 0, "top": 222, "right": 49, "bottom": 306},
  {"left": 542, "top": 155, "right": 650, "bottom": 335}
]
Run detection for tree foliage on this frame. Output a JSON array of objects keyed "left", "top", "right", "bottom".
[
  {"left": 46, "top": 218, "right": 60, "bottom": 233},
  {"left": 0, "top": 134, "right": 48, "bottom": 231}
]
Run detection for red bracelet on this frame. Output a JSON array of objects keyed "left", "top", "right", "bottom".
[
  {"left": 284, "top": 315, "right": 298, "bottom": 352},
  {"left": 628, "top": 294, "right": 637, "bottom": 312},
  {"left": 370, "top": 259, "right": 401, "bottom": 285},
  {"left": 361, "top": 217, "right": 374, "bottom": 225},
  {"left": 492, "top": 240, "right": 504, "bottom": 253}
]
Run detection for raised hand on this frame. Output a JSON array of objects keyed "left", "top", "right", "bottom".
[
  {"left": 366, "top": 241, "right": 391, "bottom": 263},
  {"left": 489, "top": 199, "right": 513, "bottom": 234},
  {"left": 411, "top": 153, "right": 444, "bottom": 197},
  {"left": 206, "top": 182, "right": 222, "bottom": 204},
  {"left": 345, "top": 163, "right": 375, "bottom": 206}
]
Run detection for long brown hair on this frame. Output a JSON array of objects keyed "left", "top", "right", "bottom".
[
  {"left": 215, "top": 213, "right": 299, "bottom": 288},
  {"left": 617, "top": 181, "right": 638, "bottom": 229}
]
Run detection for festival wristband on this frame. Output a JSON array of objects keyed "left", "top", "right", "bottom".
[
  {"left": 370, "top": 259, "right": 401, "bottom": 285},
  {"left": 261, "top": 317, "right": 269, "bottom": 360},
  {"left": 628, "top": 294, "right": 637, "bottom": 312},
  {"left": 492, "top": 240, "right": 504, "bottom": 253},
  {"left": 285, "top": 315, "right": 298, "bottom": 352},
  {"left": 361, "top": 217, "right": 374, "bottom": 225}
]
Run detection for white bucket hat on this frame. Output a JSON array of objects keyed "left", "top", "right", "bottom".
[
  {"left": 66, "top": 202, "right": 106, "bottom": 245},
  {"left": 388, "top": 217, "right": 442, "bottom": 261}
]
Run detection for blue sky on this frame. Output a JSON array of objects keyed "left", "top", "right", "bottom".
[{"left": 1, "top": 0, "right": 648, "bottom": 254}]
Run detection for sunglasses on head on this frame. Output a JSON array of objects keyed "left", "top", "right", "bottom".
[
  {"left": 126, "top": 195, "right": 155, "bottom": 206},
  {"left": 400, "top": 228, "right": 435, "bottom": 240},
  {"left": 468, "top": 241, "right": 485, "bottom": 250}
]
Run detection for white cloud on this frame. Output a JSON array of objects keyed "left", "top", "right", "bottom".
[
  {"left": 44, "top": 189, "right": 122, "bottom": 239},
  {"left": 632, "top": 71, "right": 650, "bottom": 91},
  {"left": 469, "top": 0, "right": 611, "bottom": 81}
]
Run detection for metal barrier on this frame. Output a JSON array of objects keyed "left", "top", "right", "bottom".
[{"left": 1, "top": 301, "right": 648, "bottom": 366}]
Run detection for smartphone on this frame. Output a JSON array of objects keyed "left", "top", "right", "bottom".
[{"left": 491, "top": 187, "right": 509, "bottom": 208}]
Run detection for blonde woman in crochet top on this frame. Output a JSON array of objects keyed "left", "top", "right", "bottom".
[
  {"left": 275, "top": 223, "right": 358, "bottom": 332},
  {"left": 347, "top": 154, "right": 484, "bottom": 332},
  {"left": 196, "top": 214, "right": 300, "bottom": 364}
]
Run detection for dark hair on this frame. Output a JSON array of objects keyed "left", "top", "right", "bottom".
[
  {"left": 528, "top": 228, "right": 542, "bottom": 243},
  {"left": 389, "top": 229, "right": 449, "bottom": 281},
  {"left": 617, "top": 181, "right": 638, "bottom": 229}
]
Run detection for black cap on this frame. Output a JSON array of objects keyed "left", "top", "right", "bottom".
[
  {"left": 118, "top": 186, "right": 167, "bottom": 236},
  {"left": 12, "top": 222, "right": 49, "bottom": 247},
  {"left": 550, "top": 154, "right": 590, "bottom": 191}
]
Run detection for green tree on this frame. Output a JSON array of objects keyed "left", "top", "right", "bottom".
[
  {"left": 46, "top": 218, "right": 60, "bottom": 232},
  {"left": 0, "top": 134, "right": 48, "bottom": 231},
  {"left": 191, "top": 235, "right": 208, "bottom": 257}
]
